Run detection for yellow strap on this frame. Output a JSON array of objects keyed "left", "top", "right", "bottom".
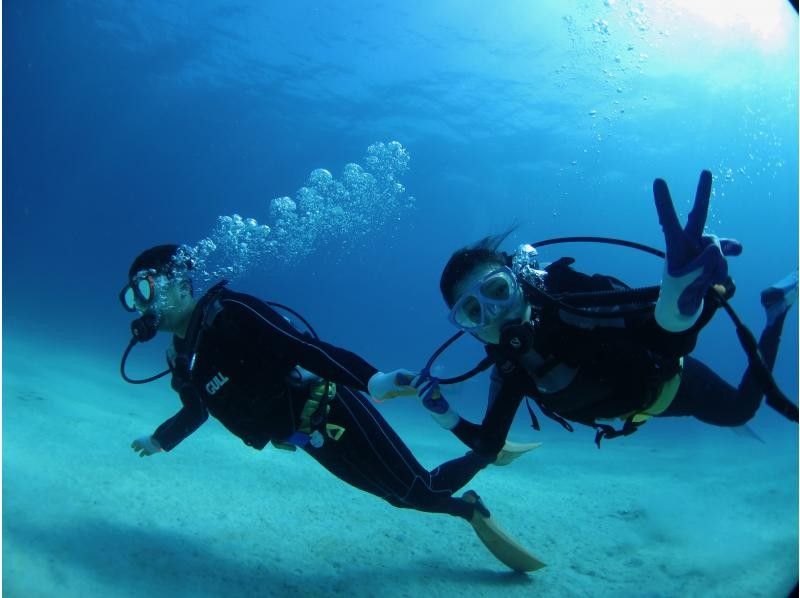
[
  {"left": 310, "top": 381, "right": 337, "bottom": 401},
  {"left": 293, "top": 381, "right": 343, "bottom": 440},
  {"left": 630, "top": 358, "right": 684, "bottom": 423},
  {"left": 325, "top": 424, "right": 346, "bottom": 441},
  {"left": 297, "top": 398, "right": 329, "bottom": 433}
]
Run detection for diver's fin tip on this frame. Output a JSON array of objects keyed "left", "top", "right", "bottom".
[
  {"left": 462, "top": 491, "right": 546, "bottom": 573},
  {"left": 761, "top": 271, "right": 798, "bottom": 326},
  {"left": 493, "top": 440, "right": 543, "bottom": 467}
]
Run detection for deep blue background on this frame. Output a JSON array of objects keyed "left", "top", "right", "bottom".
[{"left": 4, "top": 0, "right": 798, "bottom": 432}]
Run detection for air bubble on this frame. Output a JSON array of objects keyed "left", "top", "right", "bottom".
[{"left": 182, "top": 141, "right": 415, "bottom": 294}]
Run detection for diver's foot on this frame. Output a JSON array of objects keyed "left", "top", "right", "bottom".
[
  {"left": 462, "top": 489, "right": 491, "bottom": 518},
  {"left": 761, "top": 271, "right": 798, "bottom": 326},
  {"left": 493, "top": 441, "right": 542, "bottom": 467}
]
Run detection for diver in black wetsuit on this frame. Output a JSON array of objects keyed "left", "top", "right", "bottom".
[
  {"left": 119, "top": 245, "right": 544, "bottom": 572},
  {"left": 399, "top": 170, "right": 798, "bottom": 490}
]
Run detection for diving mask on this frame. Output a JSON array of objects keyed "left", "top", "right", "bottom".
[
  {"left": 119, "top": 269, "right": 160, "bottom": 312},
  {"left": 448, "top": 267, "right": 522, "bottom": 331}
]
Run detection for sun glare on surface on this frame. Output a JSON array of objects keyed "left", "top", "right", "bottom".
[{"left": 667, "top": 0, "right": 792, "bottom": 53}]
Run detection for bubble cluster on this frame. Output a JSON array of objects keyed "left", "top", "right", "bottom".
[
  {"left": 711, "top": 102, "right": 789, "bottom": 209},
  {"left": 177, "top": 215, "right": 273, "bottom": 290},
  {"left": 181, "top": 141, "right": 415, "bottom": 294},
  {"left": 267, "top": 141, "right": 413, "bottom": 263}
]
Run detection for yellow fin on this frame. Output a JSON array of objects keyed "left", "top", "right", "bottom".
[
  {"left": 463, "top": 491, "right": 546, "bottom": 572},
  {"left": 493, "top": 441, "right": 542, "bottom": 467}
]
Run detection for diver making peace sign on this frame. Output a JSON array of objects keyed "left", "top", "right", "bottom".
[{"left": 378, "top": 170, "right": 797, "bottom": 492}]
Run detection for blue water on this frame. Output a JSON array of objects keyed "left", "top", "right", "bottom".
[{"left": 4, "top": 1, "right": 798, "bottom": 595}]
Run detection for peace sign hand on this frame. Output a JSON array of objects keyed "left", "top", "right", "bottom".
[{"left": 653, "top": 170, "right": 742, "bottom": 328}]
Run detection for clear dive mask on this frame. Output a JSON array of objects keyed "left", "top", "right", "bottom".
[
  {"left": 119, "top": 269, "right": 159, "bottom": 312},
  {"left": 448, "top": 267, "right": 522, "bottom": 331},
  {"left": 119, "top": 270, "right": 169, "bottom": 348}
]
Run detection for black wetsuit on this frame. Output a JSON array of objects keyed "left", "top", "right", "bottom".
[
  {"left": 152, "top": 284, "right": 475, "bottom": 520},
  {"left": 432, "top": 259, "right": 789, "bottom": 490}
]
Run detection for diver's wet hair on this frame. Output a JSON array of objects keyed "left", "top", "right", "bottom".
[
  {"left": 440, "top": 229, "right": 515, "bottom": 307},
  {"left": 128, "top": 244, "right": 193, "bottom": 280}
]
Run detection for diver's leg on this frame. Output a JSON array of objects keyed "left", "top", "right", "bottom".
[
  {"left": 307, "top": 390, "right": 544, "bottom": 571},
  {"left": 661, "top": 357, "right": 744, "bottom": 424},
  {"left": 661, "top": 274, "right": 795, "bottom": 425},
  {"left": 305, "top": 387, "right": 476, "bottom": 519}
]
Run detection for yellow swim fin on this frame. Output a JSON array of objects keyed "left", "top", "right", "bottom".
[
  {"left": 493, "top": 441, "right": 542, "bottom": 467},
  {"left": 462, "top": 490, "right": 546, "bottom": 573}
]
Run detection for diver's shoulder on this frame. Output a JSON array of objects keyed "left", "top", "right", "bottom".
[
  {"left": 216, "top": 286, "right": 257, "bottom": 302},
  {"left": 216, "top": 288, "right": 277, "bottom": 318}
]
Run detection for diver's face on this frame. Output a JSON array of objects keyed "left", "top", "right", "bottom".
[
  {"left": 449, "top": 264, "right": 530, "bottom": 344},
  {"left": 149, "top": 277, "right": 195, "bottom": 333},
  {"left": 126, "top": 273, "right": 195, "bottom": 334}
]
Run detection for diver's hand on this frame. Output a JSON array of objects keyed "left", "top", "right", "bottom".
[
  {"left": 653, "top": 170, "right": 742, "bottom": 331},
  {"left": 368, "top": 370, "right": 419, "bottom": 402},
  {"left": 413, "top": 372, "right": 459, "bottom": 428},
  {"left": 413, "top": 373, "right": 446, "bottom": 411},
  {"left": 131, "top": 435, "right": 163, "bottom": 457}
]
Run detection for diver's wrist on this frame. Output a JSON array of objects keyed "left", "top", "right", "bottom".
[{"left": 655, "top": 265, "right": 704, "bottom": 332}]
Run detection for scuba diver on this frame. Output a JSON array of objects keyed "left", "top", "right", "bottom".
[
  {"left": 391, "top": 170, "right": 798, "bottom": 491},
  {"left": 118, "top": 244, "right": 544, "bottom": 572}
]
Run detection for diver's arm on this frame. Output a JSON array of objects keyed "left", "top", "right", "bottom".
[
  {"left": 422, "top": 366, "right": 536, "bottom": 466},
  {"left": 219, "top": 292, "right": 378, "bottom": 390},
  {"left": 447, "top": 367, "right": 525, "bottom": 451},
  {"left": 640, "top": 281, "right": 731, "bottom": 357},
  {"left": 449, "top": 414, "right": 482, "bottom": 448},
  {"left": 553, "top": 259, "right": 730, "bottom": 357},
  {"left": 294, "top": 336, "right": 378, "bottom": 391},
  {"left": 475, "top": 369, "right": 529, "bottom": 457},
  {"left": 151, "top": 382, "right": 210, "bottom": 452}
]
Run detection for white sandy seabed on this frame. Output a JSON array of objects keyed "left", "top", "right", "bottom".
[{"left": 4, "top": 334, "right": 798, "bottom": 598}]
